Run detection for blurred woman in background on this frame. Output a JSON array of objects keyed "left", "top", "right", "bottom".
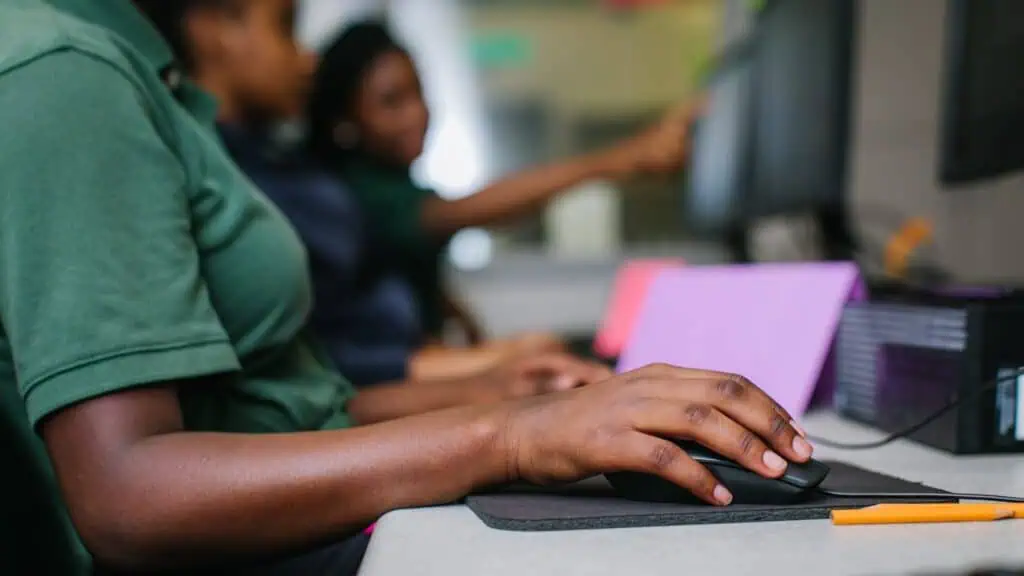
[
  {"left": 174, "top": 0, "right": 552, "bottom": 385},
  {"left": 308, "top": 21, "right": 704, "bottom": 367}
]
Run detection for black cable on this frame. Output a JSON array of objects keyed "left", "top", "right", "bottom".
[
  {"left": 819, "top": 489, "right": 1024, "bottom": 504},
  {"left": 807, "top": 369, "right": 1020, "bottom": 450}
]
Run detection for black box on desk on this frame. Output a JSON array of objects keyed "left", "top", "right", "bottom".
[{"left": 833, "top": 282, "right": 1024, "bottom": 454}]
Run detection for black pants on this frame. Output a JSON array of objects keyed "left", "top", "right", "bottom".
[{"left": 95, "top": 532, "right": 372, "bottom": 576}]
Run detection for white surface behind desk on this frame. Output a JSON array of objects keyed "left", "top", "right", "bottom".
[{"left": 359, "top": 412, "right": 1024, "bottom": 576}]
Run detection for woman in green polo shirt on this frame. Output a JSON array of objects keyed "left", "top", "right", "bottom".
[
  {"left": 0, "top": 0, "right": 812, "bottom": 574},
  {"left": 307, "top": 21, "right": 704, "bottom": 362}
]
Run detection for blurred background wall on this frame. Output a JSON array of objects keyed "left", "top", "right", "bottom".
[{"left": 850, "top": 0, "right": 1024, "bottom": 282}]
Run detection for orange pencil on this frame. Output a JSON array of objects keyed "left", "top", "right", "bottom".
[
  {"left": 831, "top": 503, "right": 1015, "bottom": 525},
  {"left": 868, "top": 503, "right": 1024, "bottom": 517}
]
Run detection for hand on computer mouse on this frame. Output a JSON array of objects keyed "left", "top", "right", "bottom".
[{"left": 499, "top": 363, "right": 813, "bottom": 506}]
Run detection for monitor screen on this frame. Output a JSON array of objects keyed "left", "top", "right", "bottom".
[
  {"left": 940, "top": 0, "right": 1024, "bottom": 185},
  {"left": 685, "top": 50, "right": 755, "bottom": 236},
  {"left": 748, "top": 0, "right": 856, "bottom": 216}
]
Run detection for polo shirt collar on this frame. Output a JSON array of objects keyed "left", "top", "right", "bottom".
[
  {"left": 43, "top": 0, "right": 225, "bottom": 125},
  {"left": 45, "top": 0, "right": 175, "bottom": 71}
]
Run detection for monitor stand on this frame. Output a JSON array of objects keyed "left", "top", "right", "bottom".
[
  {"left": 815, "top": 207, "right": 858, "bottom": 262},
  {"left": 734, "top": 208, "right": 856, "bottom": 264},
  {"left": 725, "top": 225, "right": 753, "bottom": 263}
]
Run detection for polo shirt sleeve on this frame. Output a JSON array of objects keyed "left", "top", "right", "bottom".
[
  {"left": 379, "top": 186, "right": 434, "bottom": 249},
  {"left": 346, "top": 169, "right": 439, "bottom": 253},
  {"left": 354, "top": 182, "right": 450, "bottom": 336},
  {"left": 0, "top": 52, "right": 241, "bottom": 427}
]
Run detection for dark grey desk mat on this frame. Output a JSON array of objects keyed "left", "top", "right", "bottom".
[{"left": 466, "top": 461, "right": 953, "bottom": 531}]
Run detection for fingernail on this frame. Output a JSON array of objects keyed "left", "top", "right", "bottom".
[
  {"left": 762, "top": 450, "right": 787, "bottom": 472},
  {"left": 713, "top": 485, "right": 733, "bottom": 505},
  {"left": 793, "top": 435, "right": 813, "bottom": 459},
  {"left": 790, "top": 419, "right": 808, "bottom": 438}
]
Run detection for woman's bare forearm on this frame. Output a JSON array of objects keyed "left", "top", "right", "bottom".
[
  {"left": 408, "top": 346, "right": 507, "bottom": 384},
  {"left": 51, "top": 398, "right": 508, "bottom": 572},
  {"left": 346, "top": 375, "right": 492, "bottom": 425},
  {"left": 420, "top": 148, "right": 631, "bottom": 237}
]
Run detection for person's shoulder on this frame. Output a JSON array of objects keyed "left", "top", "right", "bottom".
[
  {"left": 0, "top": 13, "right": 177, "bottom": 187},
  {"left": 0, "top": 5, "right": 160, "bottom": 130},
  {"left": 0, "top": 3, "right": 136, "bottom": 82}
]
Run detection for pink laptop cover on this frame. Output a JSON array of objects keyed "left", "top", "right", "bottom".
[
  {"left": 617, "top": 262, "right": 865, "bottom": 416},
  {"left": 593, "top": 259, "right": 685, "bottom": 358}
]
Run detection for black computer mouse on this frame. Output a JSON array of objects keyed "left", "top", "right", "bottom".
[{"left": 606, "top": 440, "right": 831, "bottom": 505}]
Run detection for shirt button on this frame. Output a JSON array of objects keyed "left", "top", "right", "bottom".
[{"left": 163, "top": 67, "right": 183, "bottom": 92}]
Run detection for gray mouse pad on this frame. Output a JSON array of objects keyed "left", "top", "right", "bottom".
[{"left": 465, "top": 461, "right": 954, "bottom": 531}]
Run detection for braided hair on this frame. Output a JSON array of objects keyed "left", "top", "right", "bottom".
[{"left": 307, "top": 20, "right": 409, "bottom": 166}]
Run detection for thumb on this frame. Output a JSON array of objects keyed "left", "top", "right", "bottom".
[
  {"left": 521, "top": 354, "right": 612, "bottom": 392},
  {"left": 547, "top": 373, "right": 580, "bottom": 393},
  {"left": 518, "top": 354, "right": 583, "bottom": 382},
  {"left": 517, "top": 353, "right": 578, "bottom": 375}
]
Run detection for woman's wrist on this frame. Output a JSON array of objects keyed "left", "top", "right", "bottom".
[
  {"left": 475, "top": 402, "right": 520, "bottom": 486},
  {"left": 586, "top": 142, "right": 641, "bottom": 180}
]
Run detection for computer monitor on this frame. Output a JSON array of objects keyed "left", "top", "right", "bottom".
[
  {"left": 747, "top": 0, "right": 856, "bottom": 217},
  {"left": 940, "top": 0, "right": 1024, "bottom": 185},
  {"left": 684, "top": 44, "right": 756, "bottom": 242}
]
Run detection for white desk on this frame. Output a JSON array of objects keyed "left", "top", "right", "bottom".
[{"left": 358, "top": 412, "right": 1024, "bottom": 576}]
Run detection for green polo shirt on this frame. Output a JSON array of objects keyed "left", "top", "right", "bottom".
[
  {"left": 341, "top": 159, "right": 450, "bottom": 337},
  {"left": 0, "top": 1, "right": 356, "bottom": 572}
]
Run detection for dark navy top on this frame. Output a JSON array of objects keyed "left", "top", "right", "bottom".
[{"left": 218, "top": 124, "right": 424, "bottom": 387}]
